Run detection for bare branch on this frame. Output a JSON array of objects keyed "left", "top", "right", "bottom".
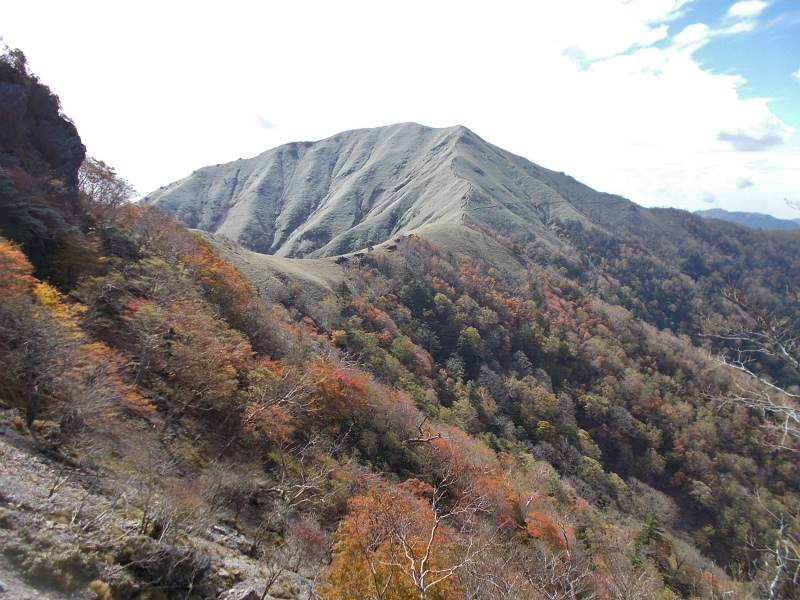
[{"left": 404, "top": 416, "right": 443, "bottom": 445}]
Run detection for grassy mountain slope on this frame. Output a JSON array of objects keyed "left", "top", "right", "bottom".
[
  {"left": 142, "top": 124, "right": 471, "bottom": 257},
  {"left": 142, "top": 123, "right": 603, "bottom": 258}
]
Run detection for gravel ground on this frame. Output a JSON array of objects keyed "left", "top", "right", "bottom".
[{"left": 0, "top": 409, "right": 321, "bottom": 600}]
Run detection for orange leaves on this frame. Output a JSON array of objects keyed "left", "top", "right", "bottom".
[
  {"left": 374, "top": 329, "right": 394, "bottom": 346},
  {"left": 525, "top": 510, "right": 569, "bottom": 549},
  {"left": 300, "top": 315, "right": 319, "bottom": 333},
  {"left": 243, "top": 400, "right": 294, "bottom": 447},
  {"left": 234, "top": 361, "right": 304, "bottom": 449},
  {"left": 182, "top": 235, "right": 252, "bottom": 311},
  {"left": 326, "top": 481, "right": 421, "bottom": 598},
  {"left": 78, "top": 155, "right": 136, "bottom": 220},
  {"left": 349, "top": 297, "right": 399, "bottom": 336},
  {"left": 330, "top": 329, "right": 347, "bottom": 346},
  {"left": 118, "top": 204, "right": 196, "bottom": 261},
  {"left": 326, "top": 478, "right": 461, "bottom": 600},
  {"left": 310, "top": 363, "right": 368, "bottom": 423},
  {"left": 125, "top": 296, "right": 253, "bottom": 420},
  {"left": 400, "top": 477, "right": 435, "bottom": 499},
  {"left": 32, "top": 282, "right": 86, "bottom": 331},
  {"left": 0, "top": 237, "right": 134, "bottom": 428}
]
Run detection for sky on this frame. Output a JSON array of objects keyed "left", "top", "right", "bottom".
[{"left": 3, "top": 0, "right": 800, "bottom": 219}]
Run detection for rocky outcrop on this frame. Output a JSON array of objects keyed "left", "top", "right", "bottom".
[
  {"left": 0, "top": 52, "right": 85, "bottom": 199},
  {"left": 0, "top": 51, "right": 87, "bottom": 274}
]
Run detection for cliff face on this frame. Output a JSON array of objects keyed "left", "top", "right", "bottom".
[
  {"left": 0, "top": 54, "right": 85, "bottom": 196},
  {"left": 0, "top": 51, "right": 86, "bottom": 275}
]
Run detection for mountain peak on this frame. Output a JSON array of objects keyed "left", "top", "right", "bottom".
[{"left": 141, "top": 124, "right": 596, "bottom": 257}]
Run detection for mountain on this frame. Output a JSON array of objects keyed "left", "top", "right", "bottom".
[
  {"left": 695, "top": 208, "right": 800, "bottom": 229},
  {"left": 141, "top": 123, "right": 601, "bottom": 257},
  {"left": 141, "top": 122, "right": 798, "bottom": 269}
]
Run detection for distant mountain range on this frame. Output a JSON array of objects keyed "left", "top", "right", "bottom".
[{"left": 694, "top": 208, "right": 800, "bottom": 229}]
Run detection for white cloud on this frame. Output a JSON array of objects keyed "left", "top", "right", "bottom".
[
  {"left": 726, "top": 1, "right": 769, "bottom": 19},
  {"left": 719, "top": 0, "right": 768, "bottom": 34},
  {"left": 671, "top": 0, "right": 768, "bottom": 52},
  {"left": 673, "top": 23, "right": 711, "bottom": 49},
  {"left": 794, "top": 67, "right": 800, "bottom": 82},
  {"left": 2, "top": 0, "right": 797, "bottom": 218},
  {"left": 542, "top": 0, "right": 685, "bottom": 59}
]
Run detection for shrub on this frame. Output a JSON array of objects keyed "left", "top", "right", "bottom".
[
  {"left": 112, "top": 534, "right": 210, "bottom": 595},
  {"left": 2, "top": 526, "right": 99, "bottom": 591}
]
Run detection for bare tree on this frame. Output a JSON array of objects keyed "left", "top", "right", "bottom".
[
  {"left": 514, "top": 537, "right": 599, "bottom": 600},
  {"left": 745, "top": 491, "right": 800, "bottom": 600},
  {"left": 602, "top": 552, "right": 669, "bottom": 600},
  {"left": 386, "top": 469, "right": 491, "bottom": 600},
  {"left": 713, "top": 285, "right": 800, "bottom": 448},
  {"left": 327, "top": 449, "right": 496, "bottom": 600},
  {"left": 78, "top": 156, "right": 137, "bottom": 220},
  {"left": 217, "top": 364, "right": 314, "bottom": 456}
]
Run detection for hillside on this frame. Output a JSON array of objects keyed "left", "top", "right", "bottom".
[{"left": 3, "top": 48, "right": 800, "bottom": 600}]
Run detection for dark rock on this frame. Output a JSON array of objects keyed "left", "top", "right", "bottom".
[
  {"left": 0, "top": 52, "right": 86, "bottom": 276},
  {"left": 0, "top": 57, "right": 85, "bottom": 195}
]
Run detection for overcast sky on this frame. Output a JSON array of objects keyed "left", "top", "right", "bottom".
[{"left": 4, "top": 0, "right": 800, "bottom": 218}]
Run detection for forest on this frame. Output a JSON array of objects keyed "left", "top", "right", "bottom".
[{"left": 2, "top": 46, "right": 800, "bottom": 600}]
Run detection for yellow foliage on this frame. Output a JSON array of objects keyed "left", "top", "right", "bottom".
[{"left": 0, "top": 238, "right": 36, "bottom": 297}]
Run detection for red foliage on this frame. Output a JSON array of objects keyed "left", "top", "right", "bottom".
[
  {"left": 526, "top": 510, "right": 568, "bottom": 549},
  {"left": 311, "top": 363, "right": 368, "bottom": 424}
]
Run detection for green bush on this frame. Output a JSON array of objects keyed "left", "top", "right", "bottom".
[{"left": 2, "top": 526, "right": 98, "bottom": 591}]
